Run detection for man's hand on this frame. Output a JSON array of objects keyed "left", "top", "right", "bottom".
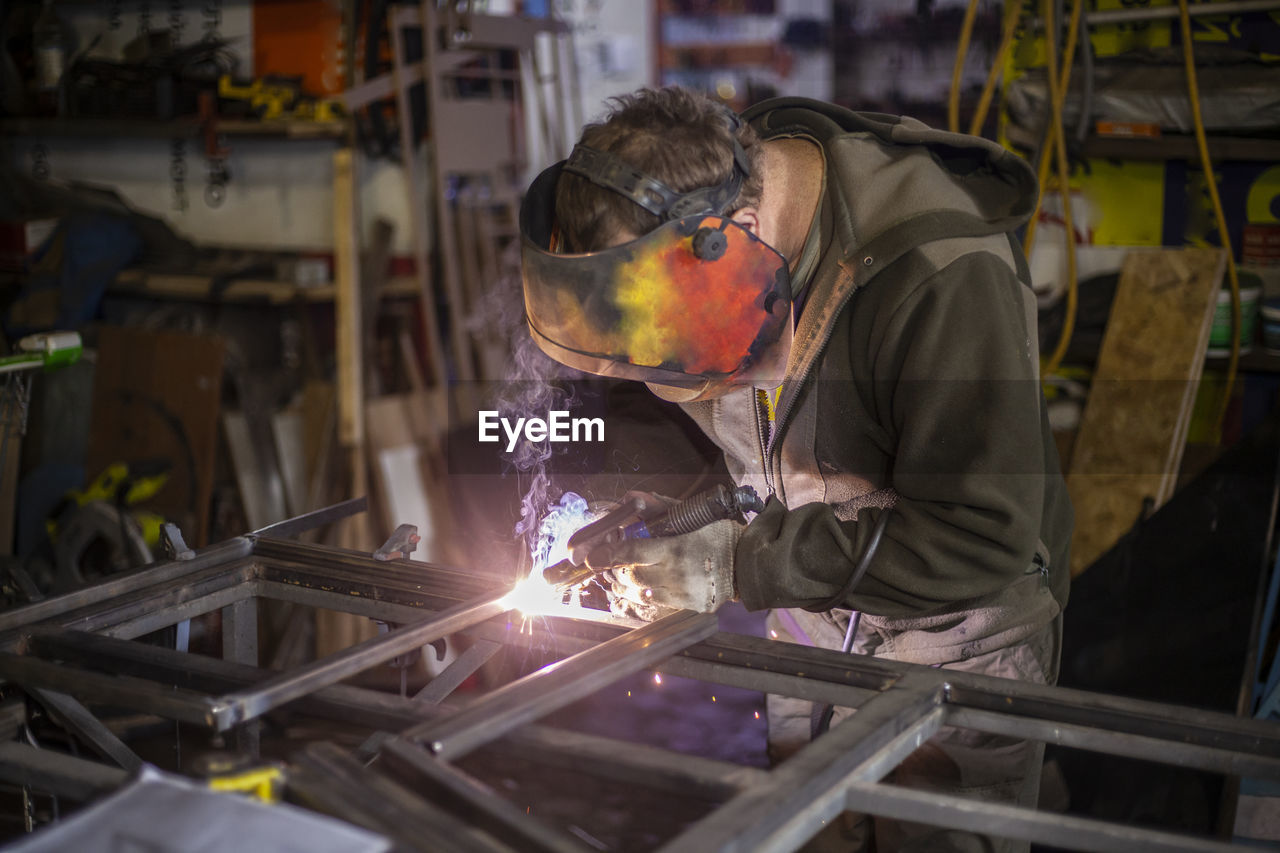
[{"left": 587, "top": 519, "right": 742, "bottom": 621}]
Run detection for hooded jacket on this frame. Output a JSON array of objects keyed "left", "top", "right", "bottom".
[{"left": 679, "top": 98, "right": 1073, "bottom": 620}]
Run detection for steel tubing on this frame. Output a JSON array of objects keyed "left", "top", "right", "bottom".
[
  {"left": 290, "top": 742, "right": 513, "bottom": 853},
  {"left": 413, "top": 640, "right": 502, "bottom": 704},
  {"left": 1075, "top": 0, "right": 1280, "bottom": 26},
  {"left": 735, "top": 702, "right": 950, "bottom": 853},
  {"left": 378, "top": 736, "right": 595, "bottom": 853},
  {"left": 26, "top": 627, "right": 765, "bottom": 800},
  {"left": 213, "top": 590, "right": 512, "bottom": 728},
  {"left": 0, "top": 652, "right": 228, "bottom": 727},
  {"left": 0, "top": 536, "right": 253, "bottom": 634},
  {"left": 944, "top": 680, "right": 1280, "bottom": 759},
  {"left": 408, "top": 610, "right": 719, "bottom": 760},
  {"left": 842, "top": 781, "right": 1240, "bottom": 853},
  {"left": 948, "top": 706, "right": 1280, "bottom": 781},
  {"left": 662, "top": 687, "right": 945, "bottom": 853},
  {"left": 29, "top": 688, "right": 144, "bottom": 772},
  {"left": 103, "top": 582, "right": 254, "bottom": 641},
  {"left": 0, "top": 742, "right": 130, "bottom": 801},
  {"left": 249, "top": 497, "right": 367, "bottom": 539}
]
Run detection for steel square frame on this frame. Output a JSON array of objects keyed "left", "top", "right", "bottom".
[{"left": 0, "top": 510, "right": 1277, "bottom": 852}]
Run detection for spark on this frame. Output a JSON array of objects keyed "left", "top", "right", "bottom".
[
  {"left": 769, "top": 629, "right": 778, "bottom": 639},
  {"left": 501, "top": 491, "right": 606, "bottom": 623},
  {"left": 754, "top": 711, "right": 760, "bottom": 720},
  {"left": 501, "top": 574, "right": 568, "bottom": 616},
  {"left": 654, "top": 673, "right": 662, "bottom": 686},
  {"left": 711, "top": 696, "right": 716, "bottom": 702},
  {"left": 627, "top": 690, "right": 631, "bottom": 697}
]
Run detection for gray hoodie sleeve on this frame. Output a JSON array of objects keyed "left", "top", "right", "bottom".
[{"left": 734, "top": 251, "right": 1056, "bottom": 617}]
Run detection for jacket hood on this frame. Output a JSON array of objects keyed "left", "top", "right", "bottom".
[{"left": 742, "top": 98, "right": 1037, "bottom": 273}]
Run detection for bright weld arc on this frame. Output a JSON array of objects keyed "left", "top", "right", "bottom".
[{"left": 504, "top": 491, "right": 602, "bottom": 619}]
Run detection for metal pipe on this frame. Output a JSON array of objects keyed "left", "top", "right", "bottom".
[
  {"left": 842, "top": 780, "right": 1240, "bottom": 853},
  {"left": 408, "top": 610, "right": 719, "bottom": 760},
  {"left": 0, "top": 652, "right": 227, "bottom": 727},
  {"left": 948, "top": 705, "right": 1280, "bottom": 780},
  {"left": 249, "top": 496, "right": 368, "bottom": 540},
  {"left": 0, "top": 536, "right": 253, "bottom": 634},
  {"left": 31, "top": 626, "right": 767, "bottom": 800},
  {"left": 0, "top": 742, "right": 130, "bottom": 801},
  {"left": 413, "top": 640, "right": 502, "bottom": 704},
  {"left": 102, "top": 582, "right": 254, "bottom": 641},
  {"left": 378, "top": 736, "right": 595, "bottom": 853},
  {"left": 28, "top": 689, "right": 144, "bottom": 772},
  {"left": 1036, "top": 0, "right": 1280, "bottom": 27},
  {"left": 254, "top": 577, "right": 889, "bottom": 708},
  {"left": 743, "top": 705, "right": 950, "bottom": 853},
  {"left": 945, "top": 680, "right": 1280, "bottom": 758},
  {"left": 662, "top": 687, "right": 945, "bottom": 853},
  {"left": 214, "top": 590, "right": 512, "bottom": 728},
  {"left": 290, "top": 742, "right": 513, "bottom": 853}
]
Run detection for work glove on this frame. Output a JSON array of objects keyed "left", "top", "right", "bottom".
[{"left": 587, "top": 519, "right": 743, "bottom": 621}]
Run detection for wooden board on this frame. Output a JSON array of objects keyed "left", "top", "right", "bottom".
[
  {"left": 86, "top": 326, "right": 226, "bottom": 546},
  {"left": 1066, "top": 248, "right": 1227, "bottom": 576}
]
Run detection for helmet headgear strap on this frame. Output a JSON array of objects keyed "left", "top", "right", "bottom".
[{"left": 563, "top": 106, "right": 751, "bottom": 222}]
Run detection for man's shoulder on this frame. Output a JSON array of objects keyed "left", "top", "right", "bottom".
[{"left": 744, "top": 98, "right": 902, "bottom": 144}]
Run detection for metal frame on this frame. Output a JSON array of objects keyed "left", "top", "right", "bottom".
[{"left": 1, "top": 511, "right": 1278, "bottom": 851}]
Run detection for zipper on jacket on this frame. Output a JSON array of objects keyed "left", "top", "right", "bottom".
[
  {"left": 765, "top": 269, "right": 862, "bottom": 481},
  {"left": 752, "top": 390, "right": 775, "bottom": 496}
]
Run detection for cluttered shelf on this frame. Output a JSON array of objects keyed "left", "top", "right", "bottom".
[
  {"left": 0, "top": 117, "right": 349, "bottom": 141},
  {"left": 1058, "top": 341, "right": 1280, "bottom": 375},
  {"left": 111, "top": 269, "right": 418, "bottom": 304},
  {"left": 1081, "top": 133, "right": 1280, "bottom": 163},
  {"left": 1204, "top": 349, "right": 1280, "bottom": 375},
  {"left": 1005, "top": 124, "right": 1280, "bottom": 162}
]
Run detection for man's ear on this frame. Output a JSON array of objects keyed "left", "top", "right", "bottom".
[{"left": 729, "top": 206, "right": 760, "bottom": 235}]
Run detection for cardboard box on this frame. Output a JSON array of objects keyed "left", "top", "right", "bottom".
[{"left": 0, "top": 218, "right": 58, "bottom": 271}]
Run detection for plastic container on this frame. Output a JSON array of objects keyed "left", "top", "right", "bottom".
[
  {"left": 1207, "top": 271, "right": 1262, "bottom": 358},
  {"left": 1263, "top": 297, "right": 1280, "bottom": 355}
]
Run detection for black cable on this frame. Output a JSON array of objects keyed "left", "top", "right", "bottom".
[
  {"left": 812, "top": 505, "right": 893, "bottom": 613},
  {"left": 812, "top": 505, "right": 893, "bottom": 736}
]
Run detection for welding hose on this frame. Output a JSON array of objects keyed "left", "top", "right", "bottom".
[
  {"left": 813, "top": 506, "right": 893, "bottom": 736},
  {"left": 948, "top": 0, "right": 982, "bottom": 133},
  {"left": 1029, "top": 0, "right": 1083, "bottom": 379},
  {"left": 1178, "top": 0, "right": 1241, "bottom": 436},
  {"left": 969, "top": 0, "right": 1025, "bottom": 137}
]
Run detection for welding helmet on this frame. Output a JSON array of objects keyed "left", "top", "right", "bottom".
[{"left": 519, "top": 123, "right": 793, "bottom": 395}]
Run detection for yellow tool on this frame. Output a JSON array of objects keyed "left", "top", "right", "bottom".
[{"left": 199, "top": 754, "right": 285, "bottom": 805}]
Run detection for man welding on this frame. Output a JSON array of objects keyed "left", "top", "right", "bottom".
[{"left": 518, "top": 86, "right": 1071, "bottom": 852}]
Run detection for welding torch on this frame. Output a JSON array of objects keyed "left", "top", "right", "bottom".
[{"left": 542, "top": 484, "right": 766, "bottom": 591}]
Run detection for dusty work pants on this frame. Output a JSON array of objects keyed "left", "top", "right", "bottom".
[{"left": 765, "top": 569, "right": 1062, "bottom": 853}]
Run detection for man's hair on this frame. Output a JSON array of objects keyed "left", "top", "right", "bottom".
[{"left": 554, "top": 87, "right": 764, "bottom": 253}]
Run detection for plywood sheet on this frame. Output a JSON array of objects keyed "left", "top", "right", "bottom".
[{"left": 1066, "top": 248, "right": 1227, "bottom": 576}]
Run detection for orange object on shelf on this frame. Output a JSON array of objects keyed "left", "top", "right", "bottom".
[
  {"left": 253, "top": 1, "right": 345, "bottom": 96},
  {"left": 1094, "top": 120, "right": 1162, "bottom": 139}
]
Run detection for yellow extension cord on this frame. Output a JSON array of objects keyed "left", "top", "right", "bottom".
[
  {"left": 1034, "top": 0, "right": 1082, "bottom": 378},
  {"left": 953, "top": 1, "right": 1239, "bottom": 432},
  {"left": 950, "top": 0, "right": 1080, "bottom": 378},
  {"left": 948, "top": 0, "right": 982, "bottom": 133},
  {"left": 1178, "top": 0, "right": 1242, "bottom": 436},
  {"left": 970, "top": 0, "right": 1024, "bottom": 137}
]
